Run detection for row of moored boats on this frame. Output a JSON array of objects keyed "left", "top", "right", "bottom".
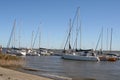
[{"left": 62, "top": 49, "right": 120, "bottom": 62}]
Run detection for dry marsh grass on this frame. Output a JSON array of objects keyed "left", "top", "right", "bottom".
[{"left": 0, "top": 54, "right": 24, "bottom": 68}]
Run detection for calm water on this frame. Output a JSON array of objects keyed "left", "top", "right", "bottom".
[{"left": 23, "top": 56, "right": 120, "bottom": 80}]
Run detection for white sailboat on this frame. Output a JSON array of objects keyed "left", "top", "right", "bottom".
[
  {"left": 62, "top": 50, "right": 99, "bottom": 61},
  {"left": 26, "top": 28, "right": 41, "bottom": 56},
  {"left": 62, "top": 7, "right": 99, "bottom": 61},
  {"left": 6, "top": 20, "right": 27, "bottom": 56}
]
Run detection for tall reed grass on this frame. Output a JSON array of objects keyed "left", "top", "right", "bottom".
[{"left": 0, "top": 54, "right": 24, "bottom": 68}]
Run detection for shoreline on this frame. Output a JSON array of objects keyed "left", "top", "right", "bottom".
[
  {"left": 0, "top": 67, "right": 53, "bottom": 80},
  {"left": 0, "top": 67, "right": 96, "bottom": 80},
  {"left": 0, "top": 67, "right": 74, "bottom": 80}
]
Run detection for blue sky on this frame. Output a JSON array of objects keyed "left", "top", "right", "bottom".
[{"left": 0, "top": 0, "right": 120, "bottom": 50}]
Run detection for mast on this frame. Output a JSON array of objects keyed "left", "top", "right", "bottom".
[
  {"left": 109, "top": 28, "right": 113, "bottom": 52},
  {"left": 64, "top": 7, "right": 80, "bottom": 50},
  {"left": 72, "top": 7, "right": 81, "bottom": 51},
  {"left": 39, "top": 24, "right": 41, "bottom": 49},
  {"left": 74, "top": 7, "right": 81, "bottom": 51},
  {"left": 76, "top": 8, "right": 79, "bottom": 50},
  {"left": 79, "top": 20, "right": 82, "bottom": 50},
  {"left": 79, "top": 9, "right": 82, "bottom": 50},
  {"left": 75, "top": 24, "right": 78, "bottom": 51},
  {"left": 39, "top": 28, "right": 41, "bottom": 49},
  {"left": 7, "top": 19, "right": 16, "bottom": 48},
  {"left": 106, "top": 28, "right": 109, "bottom": 50},
  {"left": 19, "top": 22, "right": 21, "bottom": 48},
  {"left": 64, "top": 19, "right": 72, "bottom": 50},
  {"left": 32, "top": 27, "right": 39, "bottom": 48},
  {"left": 69, "top": 19, "right": 72, "bottom": 50},
  {"left": 95, "top": 28, "right": 103, "bottom": 51},
  {"left": 101, "top": 27, "right": 103, "bottom": 51},
  {"left": 31, "top": 31, "right": 34, "bottom": 50}
]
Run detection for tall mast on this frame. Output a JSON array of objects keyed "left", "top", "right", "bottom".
[
  {"left": 74, "top": 7, "right": 81, "bottom": 51},
  {"left": 13, "top": 20, "right": 16, "bottom": 48},
  {"left": 32, "top": 27, "right": 39, "bottom": 48},
  {"left": 19, "top": 22, "right": 21, "bottom": 48},
  {"left": 110, "top": 28, "right": 113, "bottom": 52},
  {"left": 69, "top": 19, "right": 72, "bottom": 49},
  {"left": 79, "top": 8, "right": 82, "bottom": 50},
  {"left": 106, "top": 28, "right": 109, "bottom": 50},
  {"left": 31, "top": 31, "right": 34, "bottom": 50},
  {"left": 95, "top": 28, "right": 103, "bottom": 51},
  {"left": 39, "top": 24, "right": 41, "bottom": 49},
  {"left": 75, "top": 25, "right": 78, "bottom": 50},
  {"left": 76, "top": 8, "right": 79, "bottom": 50},
  {"left": 7, "top": 19, "right": 16, "bottom": 48},
  {"left": 101, "top": 27, "right": 103, "bottom": 51},
  {"left": 64, "top": 7, "right": 79, "bottom": 50}
]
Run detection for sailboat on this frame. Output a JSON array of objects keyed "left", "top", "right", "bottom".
[
  {"left": 62, "top": 7, "right": 99, "bottom": 61},
  {"left": 6, "top": 20, "right": 26, "bottom": 56},
  {"left": 98, "top": 28, "right": 118, "bottom": 61},
  {"left": 26, "top": 27, "right": 41, "bottom": 56}
]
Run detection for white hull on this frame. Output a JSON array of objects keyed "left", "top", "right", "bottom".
[
  {"left": 62, "top": 54, "right": 99, "bottom": 61},
  {"left": 6, "top": 49, "right": 27, "bottom": 56},
  {"left": 20, "top": 51, "right": 26, "bottom": 56}
]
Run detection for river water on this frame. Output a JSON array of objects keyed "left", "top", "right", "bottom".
[
  {"left": 25, "top": 56, "right": 120, "bottom": 80},
  {"left": 23, "top": 56, "right": 120, "bottom": 80},
  {"left": 2, "top": 48, "right": 120, "bottom": 79}
]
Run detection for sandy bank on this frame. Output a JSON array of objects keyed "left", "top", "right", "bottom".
[{"left": 0, "top": 67, "right": 53, "bottom": 80}]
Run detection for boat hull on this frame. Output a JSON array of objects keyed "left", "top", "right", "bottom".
[
  {"left": 99, "top": 56, "right": 117, "bottom": 61},
  {"left": 62, "top": 54, "right": 98, "bottom": 61}
]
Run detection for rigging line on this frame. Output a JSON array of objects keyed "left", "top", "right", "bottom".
[
  {"left": 73, "top": 21, "right": 81, "bottom": 50},
  {"left": 64, "top": 7, "right": 80, "bottom": 50},
  {"left": 73, "top": 27, "right": 79, "bottom": 50},
  {"left": 64, "top": 19, "right": 72, "bottom": 50}
]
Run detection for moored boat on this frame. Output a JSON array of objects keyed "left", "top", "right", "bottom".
[
  {"left": 62, "top": 52, "right": 99, "bottom": 61},
  {"left": 99, "top": 55, "right": 117, "bottom": 62}
]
